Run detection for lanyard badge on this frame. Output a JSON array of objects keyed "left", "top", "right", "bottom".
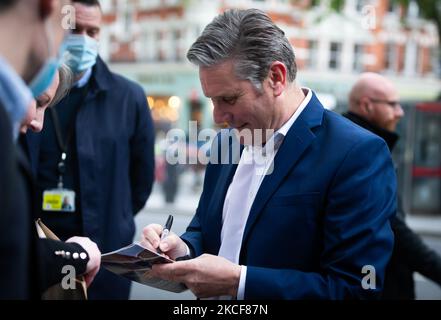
[
  {"left": 41, "top": 83, "right": 88, "bottom": 214},
  {"left": 43, "top": 189, "right": 75, "bottom": 212}
]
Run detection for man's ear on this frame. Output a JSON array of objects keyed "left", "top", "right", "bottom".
[
  {"left": 267, "top": 62, "right": 287, "bottom": 97},
  {"left": 39, "top": 0, "right": 55, "bottom": 19},
  {"left": 359, "top": 97, "right": 372, "bottom": 116}
]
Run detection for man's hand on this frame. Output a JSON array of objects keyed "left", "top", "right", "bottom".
[
  {"left": 140, "top": 223, "right": 188, "bottom": 260},
  {"left": 150, "top": 254, "right": 241, "bottom": 298},
  {"left": 66, "top": 236, "right": 101, "bottom": 287}
]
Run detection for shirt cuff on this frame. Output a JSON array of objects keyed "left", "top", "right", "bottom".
[
  {"left": 175, "top": 242, "right": 192, "bottom": 261},
  {"left": 236, "top": 265, "right": 247, "bottom": 300}
]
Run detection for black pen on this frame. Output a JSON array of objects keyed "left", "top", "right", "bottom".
[
  {"left": 160, "top": 214, "right": 173, "bottom": 241},
  {"left": 157, "top": 215, "right": 173, "bottom": 254}
]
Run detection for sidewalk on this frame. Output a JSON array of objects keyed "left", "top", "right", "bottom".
[
  {"left": 142, "top": 187, "right": 199, "bottom": 216},
  {"left": 407, "top": 215, "right": 441, "bottom": 238},
  {"left": 140, "top": 171, "right": 201, "bottom": 216},
  {"left": 140, "top": 172, "right": 441, "bottom": 237}
]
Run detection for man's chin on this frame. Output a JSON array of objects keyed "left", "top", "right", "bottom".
[
  {"left": 230, "top": 126, "right": 250, "bottom": 145},
  {"left": 232, "top": 127, "right": 271, "bottom": 146},
  {"left": 387, "top": 124, "right": 398, "bottom": 132},
  {"left": 235, "top": 124, "right": 248, "bottom": 131}
]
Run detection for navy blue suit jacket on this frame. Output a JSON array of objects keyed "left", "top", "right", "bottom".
[{"left": 181, "top": 92, "right": 396, "bottom": 299}]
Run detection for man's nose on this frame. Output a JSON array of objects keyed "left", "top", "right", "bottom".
[
  {"left": 213, "top": 103, "right": 231, "bottom": 126},
  {"left": 395, "top": 104, "right": 404, "bottom": 118}
]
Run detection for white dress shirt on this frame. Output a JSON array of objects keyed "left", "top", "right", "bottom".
[
  {"left": 219, "top": 88, "right": 312, "bottom": 299},
  {"left": 75, "top": 67, "right": 92, "bottom": 88}
]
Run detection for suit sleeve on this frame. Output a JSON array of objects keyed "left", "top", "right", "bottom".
[
  {"left": 37, "top": 238, "right": 89, "bottom": 292},
  {"left": 245, "top": 137, "right": 396, "bottom": 299},
  {"left": 180, "top": 131, "right": 230, "bottom": 257},
  {"left": 181, "top": 209, "right": 204, "bottom": 257},
  {"left": 181, "top": 172, "right": 210, "bottom": 257},
  {"left": 129, "top": 85, "right": 155, "bottom": 214}
]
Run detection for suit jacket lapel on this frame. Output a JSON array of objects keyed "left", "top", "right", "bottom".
[{"left": 241, "top": 93, "right": 325, "bottom": 247}]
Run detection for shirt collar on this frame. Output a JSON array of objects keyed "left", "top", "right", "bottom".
[
  {"left": 276, "top": 87, "right": 312, "bottom": 137},
  {"left": 258, "top": 87, "right": 312, "bottom": 155},
  {"left": 75, "top": 68, "right": 92, "bottom": 88},
  {"left": 0, "top": 55, "right": 33, "bottom": 141}
]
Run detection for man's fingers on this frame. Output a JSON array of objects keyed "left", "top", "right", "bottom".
[
  {"left": 84, "top": 264, "right": 99, "bottom": 287},
  {"left": 84, "top": 274, "right": 94, "bottom": 287},
  {"left": 159, "top": 233, "right": 181, "bottom": 253},
  {"left": 142, "top": 225, "right": 187, "bottom": 259},
  {"left": 140, "top": 239, "right": 156, "bottom": 252},
  {"left": 141, "top": 224, "right": 163, "bottom": 248},
  {"left": 151, "top": 261, "right": 192, "bottom": 281}
]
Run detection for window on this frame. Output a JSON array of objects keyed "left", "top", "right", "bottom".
[
  {"left": 156, "top": 30, "right": 164, "bottom": 41},
  {"left": 307, "top": 40, "right": 318, "bottom": 70},
  {"left": 416, "top": 45, "right": 422, "bottom": 74},
  {"left": 384, "top": 43, "right": 395, "bottom": 72},
  {"left": 156, "top": 30, "right": 165, "bottom": 62},
  {"left": 173, "top": 30, "right": 182, "bottom": 62},
  {"left": 140, "top": 32, "right": 149, "bottom": 62},
  {"left": 329, "top": 42, "right": 342, "bottom": 70},
  {"left": 353, "top": 44, "right": 364, "bottom": 72},
  {"left": 407, "top": 0, "right": 419, "bottom": 19},
  {"left": 387, "top": 0, "right": 399, "bottom": 14},
  {"left": 123, "top": 5, "right": 133, "bottom": 34},
  {"left": 431, "top": 47, "right": 440, "bottom": 76},
  {"left": 356, "top": 0, "right": 368, "bottom": 12}
]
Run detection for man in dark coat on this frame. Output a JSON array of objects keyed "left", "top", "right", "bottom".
[
  {"left": 0, "top": 0, "right": 101, "bottom": 299},
  {"left": 344, "top": 72, "right": 441, "bottom": 299},
  {"left": 27, "top": 0, "right": 155, "bottom": 299}
]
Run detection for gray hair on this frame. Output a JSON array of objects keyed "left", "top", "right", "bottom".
[
  {"left": 187, "top": 8, "right": 297, "bottom": 90},
  {"left": 49, "top": 64, "right": 74, "bottom": 107}
]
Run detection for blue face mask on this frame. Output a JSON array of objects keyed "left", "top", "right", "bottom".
[
  {"left": 29, "top": 24, "right": 67, "bottom": 98},
  {"left": 64, "top": 34, "right": 99, "bottom": 74}
]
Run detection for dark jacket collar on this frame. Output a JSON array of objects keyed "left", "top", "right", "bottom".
[
  {"left": 343, "top": 111, "right": 399, "bottom": 151},
  {"left": 90, "top": 56, "right": 112, "bottom": 92}
]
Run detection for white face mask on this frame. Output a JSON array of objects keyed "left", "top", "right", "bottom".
[{"left": 64, "top": 34, "right": 99, "bottom": 74}]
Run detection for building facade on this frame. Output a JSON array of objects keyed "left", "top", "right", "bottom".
[{"left": 99, "top": 0, "right": 440, "bottom": 129}]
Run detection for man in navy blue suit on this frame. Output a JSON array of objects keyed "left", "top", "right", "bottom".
[{"left": 141, "top": 9, "right": 396, "bottom": 299}]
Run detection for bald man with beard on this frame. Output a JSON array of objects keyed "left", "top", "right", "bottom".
[{"left": 344, "top": 72, "right": 441, "bottom": 299}]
